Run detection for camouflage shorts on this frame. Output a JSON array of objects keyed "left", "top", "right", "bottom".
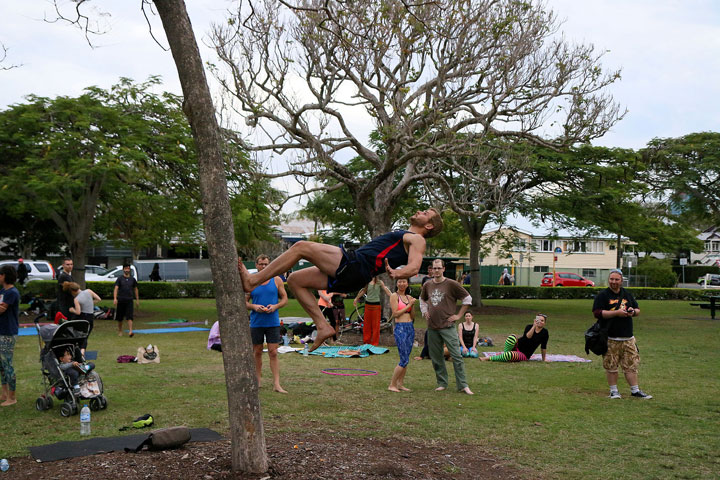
[{"left": 603, "top": 337, "right": 640, "bottom": 373}]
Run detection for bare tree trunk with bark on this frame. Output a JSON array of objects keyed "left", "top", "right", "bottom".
[{"left": 153, "top": 0, "right": 267, "bottom": 473}]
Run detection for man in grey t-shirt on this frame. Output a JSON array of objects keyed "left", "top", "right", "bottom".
[{"left": 420, "top": 259, "right": 474, "bottom": 395}]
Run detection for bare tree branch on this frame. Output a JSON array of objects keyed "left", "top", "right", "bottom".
[{"left": 211, "top": 0, "right": 624, "bottom": 236}]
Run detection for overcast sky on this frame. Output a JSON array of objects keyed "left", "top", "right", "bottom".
[
  {"left": 2, "top": 0, "right": 719, "bottom": 221},
  {"left": 2, "top": 1, "right": 718, "bottom": 150}
]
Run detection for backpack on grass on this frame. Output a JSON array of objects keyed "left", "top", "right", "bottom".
[{"left": 125, "top": 426, "right": 191, "bottom": 453}]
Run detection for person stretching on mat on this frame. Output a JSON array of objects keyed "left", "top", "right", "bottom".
[
  {"left": 238, "top": 209, "right": 444, "bottom": 352},
  {"left": 388, "top": 278, "right": 416, "bottom": 392},
  {"left": 480, "top": 314, "right": 549, "bottom": 362}
]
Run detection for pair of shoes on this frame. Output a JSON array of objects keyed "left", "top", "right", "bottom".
[
  {"left": 608, "top": 391, "right": 622, "bottom": 399},
  {"left": 631, "top": 390, "right": 653, "bottom": 399}
]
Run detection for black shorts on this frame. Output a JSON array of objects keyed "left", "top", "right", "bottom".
[
  {"left": 251, "top": 326, "right": 282, "bottom": 345},
  {"left": 116, "top": 300, "right": 134, "bottom": 321},
  {"left": 327, "top": 247, "right": 373, "bottom": 294}
]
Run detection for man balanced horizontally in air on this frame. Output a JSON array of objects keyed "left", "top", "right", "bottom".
[{"left": 238, "top": 209, "right": 444, "bottom": 351}]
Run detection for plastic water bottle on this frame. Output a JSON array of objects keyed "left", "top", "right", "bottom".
[
  {"left": 80, "top": 404, "right": 91, "bottom": 435},
  {"left": 302, "top": 343, "right": 308, "bottom": 356},
  {"left": 0, "top": 459, "right": 9, "bottom": 472}
]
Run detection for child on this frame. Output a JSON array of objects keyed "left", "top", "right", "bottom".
[{"left": 58, "top": 349, "right": 92, "bottom": 394}]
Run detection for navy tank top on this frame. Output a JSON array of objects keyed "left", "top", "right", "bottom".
[{"left": 356, "top": 230, "right": 411, "bottom": 276}]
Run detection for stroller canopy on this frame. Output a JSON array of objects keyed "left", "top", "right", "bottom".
[{"left": 41, "top": 320, "right": 90, "bottom": 345}]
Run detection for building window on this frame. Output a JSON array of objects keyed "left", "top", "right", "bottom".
[
  {"left": 512, "top": 239, "right": 526, "bottom": 252},
  {"left": 582, "top": 269, "right": 597, "bottom": 278},
  {"left": 534, "top": 266, "right": 549, "bottom": 273},
  {"left": 535, "top": 239, "right": 554, "bottom": 252}
]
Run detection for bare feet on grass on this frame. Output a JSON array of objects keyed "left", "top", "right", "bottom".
[
  {"left": 460, "top": 387, "right": 474, "bottom": 395},
  {"left": 398, "top": 386, "right": 411, "bottom": 392},
  {"left": 434, "top": 386, "right": 446, "bottom": 392},
  {"left": 479, "top": 356, "right": 490, "bottom": 361},
  {"left": 308, "top": 326, "right": 336, "bottom": 352},
  {"left": 274, "top": 385, "right": 288, "bottom": 394},
  {"left": 388, "top": 385, "right": 401, "bottom": 393}
]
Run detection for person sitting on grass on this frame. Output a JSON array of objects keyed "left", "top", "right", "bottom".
[
  {"left": 458, "top": 312, "right": 480, "bottom": 358},
  {"left": 238, "top": 209, "right": 443, "bottom": 351},
  {"left": 480, "top": 314, "right": 549, "bottom": 363}
]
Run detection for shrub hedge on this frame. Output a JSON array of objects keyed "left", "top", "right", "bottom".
[
  {"left": 21, "top": 281, "right": 712, "bottom": 302},
  {"left": 672, "top": 265, "right": 720, "bottom": 281}
]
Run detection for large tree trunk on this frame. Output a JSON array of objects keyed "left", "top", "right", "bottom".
[
  {"left": 153, "top": 0, "right": 268, "bottom": 473},
  {"left": 462, "top": 214, "right": 490, "bottom": 308}
]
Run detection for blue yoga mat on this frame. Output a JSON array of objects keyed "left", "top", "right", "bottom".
[
  {"left": 306, "top": 344, "right": 389, "bottom": 358},
  {"left": 18, "top": 327, "right": 39, "bottom": 336},
  {"left": 127, "top": 327, "right": 210, "bottom": 334}
]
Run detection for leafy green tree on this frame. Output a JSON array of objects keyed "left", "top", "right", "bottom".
[
  {"left": 0, "top": 90, "right": 134, "bottom": 285},
  {"left": 424, "top": 139, "right": 565, "bottom": 305},
  {"left": 299, "top": 154, "right": 427, "bottom": 243},
  {"left": 230, "top": 175, "right": 284, "bottom": 255},
  {"left": 642, "top": 132, "right": 720, "bottom": 229},
  {"left": 636, "top": 256, "right": 678, "bottom": 287},
  {"left": 532, "top": 145, "right": 702, "bottom": 265},
  {"left": 89, "top": 77, "right": 204, "bottom": 259}
]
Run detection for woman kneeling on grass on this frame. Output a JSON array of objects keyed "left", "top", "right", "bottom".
[
  {"left": 480, "top": 314, "right": 549, "bottom": 363},
  {"left": 388, "top": 278, "right": 415, "bottom": 392},
  {"left": 458, "top": 312, "right": 480, "bottom": 358}
]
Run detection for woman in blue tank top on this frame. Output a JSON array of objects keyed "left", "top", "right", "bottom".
[{"left": 245, "top": 255, "right": 289, "bottom": 393}]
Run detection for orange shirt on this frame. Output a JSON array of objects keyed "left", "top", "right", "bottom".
[{"left": 318, "top": 290, "right": 331, "bottom": 308}]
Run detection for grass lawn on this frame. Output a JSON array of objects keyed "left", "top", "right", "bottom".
[{"left": 5, "top": 298, "right": 719, "bottom": 479}]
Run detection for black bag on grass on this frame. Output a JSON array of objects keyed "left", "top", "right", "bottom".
[
  {"left": 584, "top": 321, "right": 608, "bottom": 355},
  {"left": 126, "top": 426, "right": 191, "bottom": 453}
]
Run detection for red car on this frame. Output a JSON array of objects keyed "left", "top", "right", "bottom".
[{"left": 540, "top": 272, "right": 595, "bottom": 287}]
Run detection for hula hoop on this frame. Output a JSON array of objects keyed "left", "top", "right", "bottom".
[{"left": 321, "top": 368, "right": 378, "bottom": 376}]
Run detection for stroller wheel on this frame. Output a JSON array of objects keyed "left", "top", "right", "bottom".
[
  {"left": 99, "top": 395, "right": 108, "bottom": 409},
  {"left": 90, "top": 397, "right": 101, "bottom": 411},
  {"left": 35, "top": 397, "right": 47, "bottom": 411},
  {"left": 60, "top": 402, "right": 74, "bottom": 417},
  {"left": 46, "top": 396, "right": 54, "bottom": 410}
]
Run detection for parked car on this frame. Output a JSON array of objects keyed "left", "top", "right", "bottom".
[
  {"left": 0, "top": 259, "right": 55, "bottom": 282},
  {"left": 84, "top": 265, "right": 110, "bottom": 276},
  {"left": 86, "top": 265, "right": 138, "bottom": 282},
  {"left": 697, "top": 274, "right": 720, "bottom": 286},
  {"left": 540, "top": 272, "right": 595, "bottom": 287}
]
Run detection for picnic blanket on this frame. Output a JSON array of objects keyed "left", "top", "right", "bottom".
[
  {"left": 482, "top": 352, "right": 591, "bottom": 363},
  {"left": 305, "top": 344, "right": 389, "bottom": 358}
]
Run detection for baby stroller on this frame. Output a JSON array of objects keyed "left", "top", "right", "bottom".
[{"left": 34, "top": 315, "right": 108, "bottom": 416}]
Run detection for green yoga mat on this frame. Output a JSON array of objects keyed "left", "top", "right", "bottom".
[{"left": 148, "top": 318, "right": 188, "bottom": 324}]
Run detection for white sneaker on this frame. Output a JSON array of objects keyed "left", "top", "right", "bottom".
[{"left": 608, "top": 391, "right": 622, "bottom": 399}]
